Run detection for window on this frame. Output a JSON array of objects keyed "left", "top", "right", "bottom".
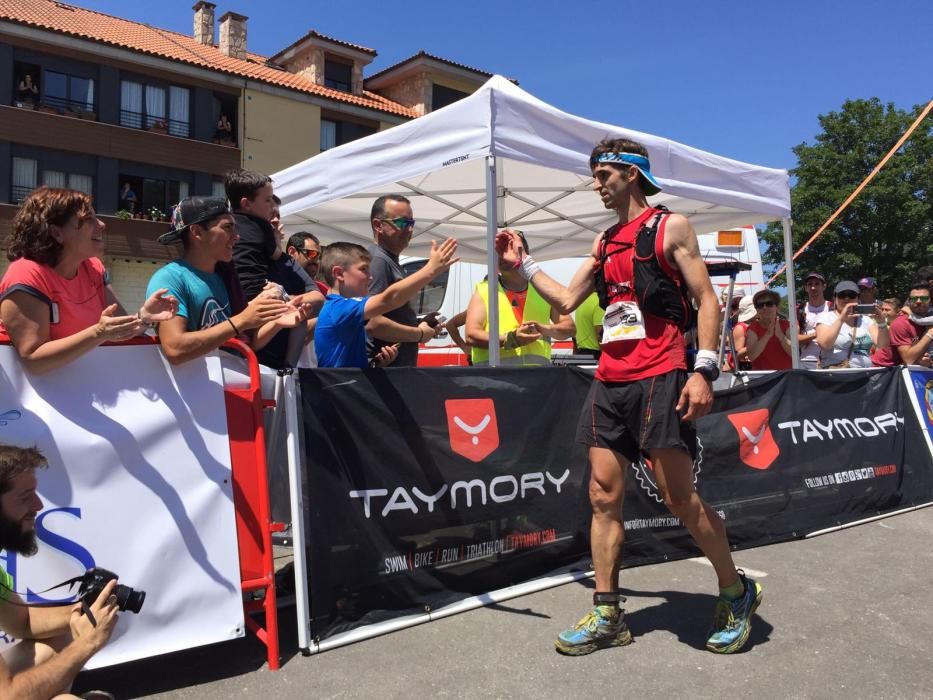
[
  {"left": 320, "top": 118, "right": 376, "bottom": 152},
  {"left": 119, "top": 174, "right": 191, "bottom": 219},
  {"left": 120, "top": 80, "right": 190, "bottom": 137},
  {"left": 211, "top": 181, "right": 227, "bottom": 199},
  {"left": 41, "top": 171, "right": 92, "bottom": 195},
  {"left": 211, "top": 94, "right": 238, "bottom": 145},
  {"left": 324, "top": 58, "right": 352, "bottom": 92},
  {"left": 402, "top": 260, "right": 448, "bottom": 316},
  {"left": 432, "top": 84, "right": 469, "bottom": 111},
  {"left": 11, "top": 157, "right": 37, "bottom": 203},
  {"left": 13, "top": 62, "right": 41, "bottom": 107},
  {"left": 43, "top": 71, "right": 95, "bottom": 113}
]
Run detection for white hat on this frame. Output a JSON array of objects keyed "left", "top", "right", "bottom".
[{"left": 737, "top": 295, "right": 757, "bottom": 323}]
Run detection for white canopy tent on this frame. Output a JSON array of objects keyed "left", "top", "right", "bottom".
[{"left": 274, "top": 75, "right": 796, "bottom": 366}]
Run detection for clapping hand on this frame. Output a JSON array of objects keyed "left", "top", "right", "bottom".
[{"left": 139, "top": 288, "right": 179, "bottom": 324}]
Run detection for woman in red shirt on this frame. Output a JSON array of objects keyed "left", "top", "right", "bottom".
[
  {"left": 745, "top": 289, "right": 793, "bottom": 370},
  {"left": 0, "top": 187, "right": 177, "bottom": 374}
]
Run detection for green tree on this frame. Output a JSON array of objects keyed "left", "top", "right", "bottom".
[{"left": 762, "top": 98, "right": 932, "bottom": 301}]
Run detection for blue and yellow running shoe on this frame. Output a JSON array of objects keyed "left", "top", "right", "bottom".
[
  {"left": 706, "top": 570, "right": 763, "bottom": 654},
  {"left": 555, "top": 605, "right": 633, "bottom": 656}
]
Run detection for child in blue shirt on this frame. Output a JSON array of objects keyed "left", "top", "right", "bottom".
[{"left": 315, "top": 239, "right": 458, "bottom": 368}]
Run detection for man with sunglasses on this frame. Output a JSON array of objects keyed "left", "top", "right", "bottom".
[
  {"left": 872, "top": 281, "right": 933, "bottom": 367},
  {"left": 286, "top": 232, "right": 325, "bottom": 289},
  {"left": 366, "top": 194, "right": 438, "bottom": 366}
]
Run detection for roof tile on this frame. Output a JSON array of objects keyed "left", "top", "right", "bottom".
[{"left": 0, "top": 0, "right": 416, "bottom": 118}]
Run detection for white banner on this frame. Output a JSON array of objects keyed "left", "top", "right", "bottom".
[{"left": 0, "top": 345, "right": 244, "bottom": 668}]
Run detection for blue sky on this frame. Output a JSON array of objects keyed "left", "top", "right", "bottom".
[{"left": 77, "top": 0, "right": 930, "bottom": 172}]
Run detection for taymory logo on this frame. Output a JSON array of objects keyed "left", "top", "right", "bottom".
[
  {"left": 728, "top": 409, "right": 779, "bottom": 470},
  {"left": 445, "top": 399, "right": 499, "bottom": 462}
]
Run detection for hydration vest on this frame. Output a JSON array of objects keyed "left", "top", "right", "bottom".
[{"left": 593, "top": 206, "right": 695, "bottom": 331}]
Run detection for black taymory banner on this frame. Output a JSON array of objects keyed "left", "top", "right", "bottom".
[
  {"left": 300, "top": 367, "right": 594, "bottom": 640},
  {"left": 300, "top": 367, "right": 933, "bottom": 641}
]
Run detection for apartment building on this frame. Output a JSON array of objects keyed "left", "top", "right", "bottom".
[{"left": 0, "top": 0, "right": 499, "bottom": 309}]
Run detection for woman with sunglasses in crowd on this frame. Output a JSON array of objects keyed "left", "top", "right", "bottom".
[
  {"left": 0, "top": 187, "right": 177, "bottom": 374},
  {"left": 744, "top": 288, "right": 793, "bottom": 370},
  {"left": 815, "top": 280, "right": 889, "bottom": 369}
]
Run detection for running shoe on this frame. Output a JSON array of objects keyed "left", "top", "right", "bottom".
[
  {"left": 706, "top": 570, "right": 763, "bottom": 654},
  {"left": 555, "top": 605, "right": 633, "bottom": 656}
]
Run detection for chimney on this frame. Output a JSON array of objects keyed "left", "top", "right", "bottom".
[
  {"left": 192, "top": 2, "right": 215, "bottom": 46},
  {"left": 218, "top": 12, "right": 248, "bottom": 60}
]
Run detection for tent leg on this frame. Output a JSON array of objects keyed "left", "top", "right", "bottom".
[
  {"left": 485, "top": 155, "right": 500, "bottom": 367},
  {"left": 717, "top": 275, "right": 736, "bottom": 368},
  {"left": 781, "top": 218, "right": 800, "bottom": 369}
]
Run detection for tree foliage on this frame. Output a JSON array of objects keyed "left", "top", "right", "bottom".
[{"left": 761, "top": 98, "right": 932, "bottom": 301}]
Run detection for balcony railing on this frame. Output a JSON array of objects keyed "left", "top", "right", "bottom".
[
  {"left": 119, "top": 109, "right": 190, "bottom": 138},
  {"left": 41, "top": 95, "right": 96, "bottom": 116}
]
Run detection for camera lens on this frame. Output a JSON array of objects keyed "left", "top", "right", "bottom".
[{"left": 115, "top": 584, "right": 146, "bottom": 614}]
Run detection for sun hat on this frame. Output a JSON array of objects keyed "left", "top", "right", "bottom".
[
  {"left": 752, "top": 288, "right": 780, "bottom": 307},
  {"left": 737, "top": 295, "right": 757, "bottom": 322}
]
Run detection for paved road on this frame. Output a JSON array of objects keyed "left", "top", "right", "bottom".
[{"left": 75, "top": 506, "right": 933, "bottom": 700}]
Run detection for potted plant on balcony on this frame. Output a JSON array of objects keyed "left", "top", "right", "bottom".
[
  {"left": 148, "top": 119, "right": 169, "bottom": 135},
  {"left": 148, "top": 206, "right": 167, "bottom": 223},
  {"left": 115, "top": 209, "right": 132, "bottom": 220}
]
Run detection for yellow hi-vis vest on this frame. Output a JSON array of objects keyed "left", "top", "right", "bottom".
[{"left": 471, "top": 279, "right": 553, "bottom": 365}]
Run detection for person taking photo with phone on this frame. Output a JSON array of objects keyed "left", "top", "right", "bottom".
[{"left": 816, "top": 280, "right": 889, "bottom": 369}]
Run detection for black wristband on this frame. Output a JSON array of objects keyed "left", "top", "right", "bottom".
[{"left": 228, "top": 317, "right": 240, "bottom": 336}]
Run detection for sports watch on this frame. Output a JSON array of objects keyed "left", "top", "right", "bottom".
[{"left": 694, "top": 364, "right": 720, "bottom": 382}]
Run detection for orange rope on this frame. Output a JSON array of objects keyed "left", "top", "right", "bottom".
[{"left": 767, "top": 99, "right": 933, "bottom": 287}]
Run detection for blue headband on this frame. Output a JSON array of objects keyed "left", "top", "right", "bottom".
[{"left": 589, "top": 152, "right": 662, "bottom": 195}]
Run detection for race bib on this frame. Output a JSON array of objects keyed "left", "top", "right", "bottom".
[{"left": 602, "top": 301, "right": 646, "bottom": 342}]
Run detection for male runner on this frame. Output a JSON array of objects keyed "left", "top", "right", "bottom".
[{"left": 496, "top": 137, "right": 762, "bottom": 656}]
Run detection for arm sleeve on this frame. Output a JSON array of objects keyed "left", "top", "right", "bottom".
[
  {"left": 147, "top": 268, "right": 189, "bottom": 320},
  {"left": 367, "top": 256, "right": 392, "bottom": 295},
  {"left": 888, "top": 317, "right": 916, "bottom": 348},
  {"left": 232, "top": 227, "right": 271, "bottom": 302}
]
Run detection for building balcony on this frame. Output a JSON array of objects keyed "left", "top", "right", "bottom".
[
  {"left": 0, "top": 203, "right": 179, "bottom": 263},
  {"left": 0, "top": 104, "right": 240, "bottom": 176}
]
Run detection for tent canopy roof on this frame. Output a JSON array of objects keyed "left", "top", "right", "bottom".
[{"left": 276, "top": 76, "right": 790, "bottom": 262}]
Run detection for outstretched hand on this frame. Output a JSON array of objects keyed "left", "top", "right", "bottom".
[
  {"left": 140, "top": 288, "right": 179, "bottom": 324},
  {"left": 427, "top": 237, "right": 460, "bottom": 273},
  {"left": 495, "top": 229, "right": 525, "bottom": 266}
]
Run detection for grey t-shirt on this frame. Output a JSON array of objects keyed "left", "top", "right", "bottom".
[{"left": 367, "top": 244, "right": 419, "bottom": 367}]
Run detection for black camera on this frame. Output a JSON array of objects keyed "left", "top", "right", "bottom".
[{"left": 78, "top": 567, "right": 145, "bottom": 614}]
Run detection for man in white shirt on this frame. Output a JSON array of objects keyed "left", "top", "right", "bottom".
[{"left": 797, "top": 271, "right": 832, "bottom": 368}]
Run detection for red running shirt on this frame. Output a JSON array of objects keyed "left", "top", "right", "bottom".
[{"left": 596, "top": 208, "right": 687, "bottom": 383}]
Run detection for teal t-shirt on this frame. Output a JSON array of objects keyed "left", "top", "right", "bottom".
[{"left": 147, "top": 260, "right": 232, "bottom": 332}]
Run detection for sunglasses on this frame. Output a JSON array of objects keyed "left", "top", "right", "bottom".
[
  {"left": 755, "top": 300, "right": 776, "bottom": 309},
  {"left": 909, "top": 295, "right": 931, "bottom": 302},
  {"left": 298, "top": 248, "right": 321, "bottom": 260},
  {"left": 381, "top": 217, "right": 416, "bottom": 230},
  {"left": 836, "top": 292, "right": 858, "bottom": 300}
]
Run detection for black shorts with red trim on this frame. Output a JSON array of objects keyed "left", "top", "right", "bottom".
[{"left": 575, "top": 369, "right": 698, "bottom": 463}]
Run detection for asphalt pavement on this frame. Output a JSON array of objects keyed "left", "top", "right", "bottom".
[{"left": 74, "top": 506, "right": 933, "bottom": 700}]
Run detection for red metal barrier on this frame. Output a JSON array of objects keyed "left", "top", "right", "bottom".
[{"left": 220, "top": 339, "right": 280, "bottom": 670}]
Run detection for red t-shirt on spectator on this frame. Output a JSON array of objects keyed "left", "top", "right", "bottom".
[
  {"left": 872, "top": 314, "right": 922, "bottom": 367},
  {"left": 0, "top": 257, "right": 108, "bottom": 341},
  {"left": 747, "top": 319, "right": 792, "bottom": 370}
]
